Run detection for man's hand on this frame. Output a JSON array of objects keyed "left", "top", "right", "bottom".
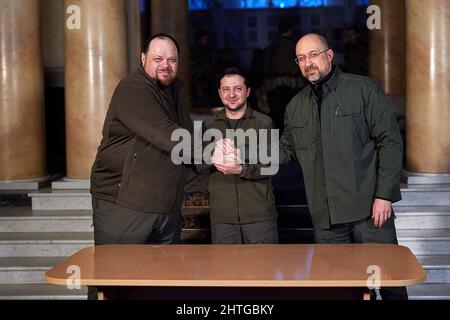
[
  {"left": 213, "top": 162, "right": 243, "bottom": 175},
  {"left": 371, "top": 198, "right": 392, "bottom": 228},
  {"left": 214, "top": 139, "right": 236, "bottom": 156},
  {"left": 211, "top": 139, "right": 242, "bottom": 175}
]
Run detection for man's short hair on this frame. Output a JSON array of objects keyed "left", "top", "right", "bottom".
[
  {"left": 142, "top": 33, "right": 180, "bottom": 55},
  {"left": 217, "top": 67, "right": 250, "bottom": 89}
]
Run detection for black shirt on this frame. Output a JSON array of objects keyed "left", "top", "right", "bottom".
[
  {"left": 310, "top": 65, "right": 336, "bottom": 120},
  {"left": 226, "top": 118, "right": 240, "bottom": 130}
]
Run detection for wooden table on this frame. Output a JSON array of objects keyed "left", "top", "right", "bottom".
[{"left": 45, "top": 244, "right": 426, "bottom": 300}]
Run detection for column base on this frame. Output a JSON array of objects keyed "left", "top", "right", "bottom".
[
  {"left": 51, "top": 178, "right": 90, "bottom": 190},
  {"left": 401, "top": 170, "right": 450, "bottom": 185},
  {"left": 0, "top": 175, "right": 53, "bottom": 192}
]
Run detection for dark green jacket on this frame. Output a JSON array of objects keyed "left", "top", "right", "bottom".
[
  {"left": 90, "top": 66, "right": 193, "bottom": 213},
  {"left": 279, "top": 67, "right": 403, "bottom": 228},
  {"left": 203, "top": 107, "right": 277, "bottom": 224}
]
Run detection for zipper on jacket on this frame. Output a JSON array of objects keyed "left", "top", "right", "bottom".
[
  {"left": 222, "top": 117, "right": 242, "bottom": 223},
  {"left": 119, "top": 137, "right": 137, "bottom": 194},
  {"left": 234, "top": 116, "right": 249, "bottom": 224},
  {"left": 311, "top": 91, "right": 317, "bottom": 140}
]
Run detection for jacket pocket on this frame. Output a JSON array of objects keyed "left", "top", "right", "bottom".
[
  {"left": 335, "top": 103, "right": 361, "bottom": 117},
  {"left": 291, "top": 118, "right": 311, "bottom": 149},
  {"left": 336, "top": 103, "right": 374, "bottom": 156},
  {"left": 118, "top": 138, "right": 137, "bottom": 194},
  {"left": 332, "top": 104, "right": 364, "bottom": 153}
]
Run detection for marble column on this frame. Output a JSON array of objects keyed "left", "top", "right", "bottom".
[
  {"left": 126, "top": 0, "right": 141, "bottom": 72},
  {"left": 405, "top": 0, "right": 450, "bottom": 174},
  {"left": 0, "top": 0, "right": 46, "bottom": 180},
  {"left": 369, "top": 0, "right": 406, "bottom": 96},
  {"left": 150, "top": 0, "right": 191, "bottom": 110},
  {"left": 64, "top": 0, "right": 127, "bottom": 179},
  {"left": 40, "top": 0, "right": 65, "bottom": 87}
]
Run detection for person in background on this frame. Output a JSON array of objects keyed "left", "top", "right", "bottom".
[
  {"left": 258, "top": 21, "right": 305, "bottom": 134},
  {"left": 191, "top": 30, "right": 214, "bottom": 108},
  {"left": 342, "top": 26, "right": 368, "bottom": 76}
]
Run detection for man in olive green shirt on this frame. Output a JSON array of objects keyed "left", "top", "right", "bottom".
[
  {"left": 278, "top": 33, "right": 406, "bottom": 300},
  {"left": 203, "top": 67, "right": 278, "bottom": 244}
]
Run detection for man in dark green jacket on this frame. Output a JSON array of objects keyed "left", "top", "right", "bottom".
[
  {"left": 90, "top": 33, "right": 193, "bottom": 246},
  {"left": 202, "top": 67, "right": 278, "bottom": 244},
  {"left": 278, "top": 33, "right": 406, "bottom": 299}
]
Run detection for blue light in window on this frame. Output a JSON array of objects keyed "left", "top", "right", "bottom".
[
  {"left": 243, "top": 0, "right": 270, "bottom": 8},
  {"left": 221, "top": 0, "right": 269, "bottom": 8},
  {"left": 323, "top": 0, "right": 346, "bottom": 5},
  {"left": 300, "top": 0, "right": 324, "bottom": 7},
  {"left": 139, "top": 0, "right": 146, "bottom": 13},
  {"left": 189, "top": 0, "right": 208, "bottom": 10},
  {"left": 355, "top": 0, "right": 369, "bottom": 5},
  {"left": 272, "top": 0, "right": 297, "bottom": 8}
]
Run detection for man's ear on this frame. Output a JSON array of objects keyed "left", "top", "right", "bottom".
[
  {"left": 327, "top": 49, "right": 334, "bottom": 63},
  {"left": 247, "top": 87, "right": 251, "bottom": 97},
  {"left": 141, "top": 52, "right": 146, "bottom": 66}
]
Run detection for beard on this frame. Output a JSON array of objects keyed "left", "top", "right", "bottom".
[
  {"left": 224, "top": 101, "right": 246, "bottom": 112},
  {"left": 155, "top": 68, "right": 176, "bottom": 86},
  {"left": 303, "top": 65, "right": 325, "bottom": 83},
  {"left": 156, "top": 75, "right": 175, "bottom": 86}
]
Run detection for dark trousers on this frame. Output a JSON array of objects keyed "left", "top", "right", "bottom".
[
  {"left": 88, "top": 197, "right": 181, "bottom": 299},
  {"left": 314, "top": 215, "right": 408, "bottom": 300},
  {"left": 211, "top": 218, "right": 279, "bottom": 244},
  {"left": 92, "top": 197, "right": 181, "bottom": 245}
]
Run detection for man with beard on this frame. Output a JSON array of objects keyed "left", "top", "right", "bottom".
[
  {"left": 90, "top": 33, "right": 193, "bottom": 247},
  {"left": 201, "top": 67, "right": 278, "bottom": 244},
  {"left": 278, "top": 33, "right": 406, "bottom": 299}
]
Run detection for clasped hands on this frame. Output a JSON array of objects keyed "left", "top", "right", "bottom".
[{"left": 211, "top": 139, "right": 243, "bottom": 175}]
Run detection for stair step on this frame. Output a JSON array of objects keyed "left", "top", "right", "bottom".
[
  {"left": 393, "top": 206, "right": 450, "bottom": 214},
  {"left": 407, "top": 283, "right": 450, "bottom": 300},
  {"left": 29, "top": 188, "right": 91, "bottom": 210},
  {"left": 0, "top": 207, "right": 93, "bottom": 232},
  {"left": 393, "top": 206, "right": 450, "bottom": 229},
  {"left": 401, "top": 172, "right": 450, "bottom": 185},
  {"left": 0, "top": 207, "right": 93, "bottom": 217},
  {"left": 397, "top": 229, "right": 450, "bottom": 255},
  {"left": 0, "top": 284, "right": 87, "bottom": 300},
  {"left": 0, "top": 232, "right": 94, "bottom": 257},
  {"left": 396, "top": 184, "right": 450, "bottom": 206},
  {"left": 0, "top": 257, "right": 64, "bottom": 284},
  {"left": 28, "top": 184, "right": 450, "bottom": 210},
  {"left": 417, "top": 255, "right": 450, "bottom": 268},
  {"left": 417, "top": 255, "right": 450, "bottom": 284}
]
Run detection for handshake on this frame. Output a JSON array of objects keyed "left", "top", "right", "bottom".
[{"left": 210, "top": 139, "right": 243, "bottom": 175}]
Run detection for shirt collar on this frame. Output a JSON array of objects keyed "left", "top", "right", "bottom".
[{"left": 216, "top": 105, "right": 254, "bottom": 121}]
